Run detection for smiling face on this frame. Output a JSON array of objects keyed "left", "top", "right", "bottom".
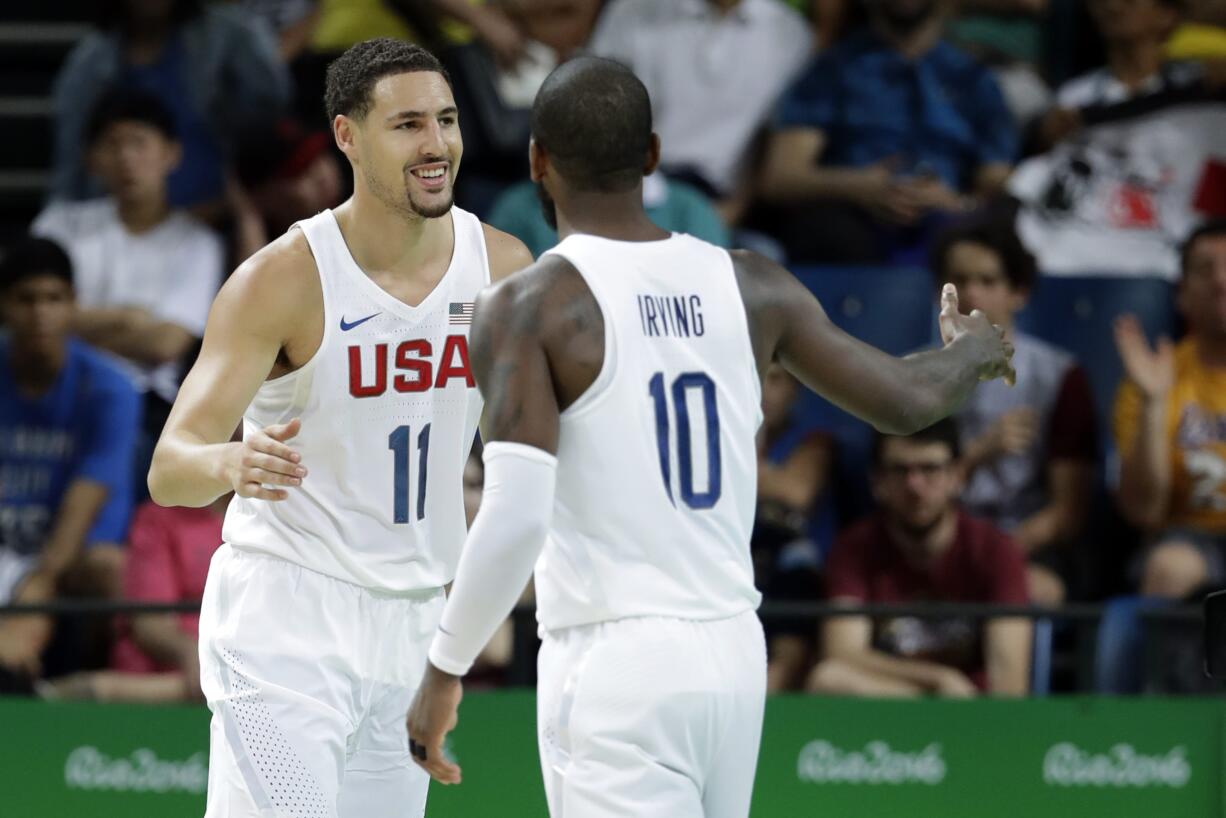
[{"left": 338, "top": 70, "right": 462, "bottom": 220}]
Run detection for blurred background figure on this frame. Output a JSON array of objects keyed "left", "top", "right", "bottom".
[
  {"left": 588, "top": 0, "right": 814, "bottom": 227},
  {"left": 32, "top": 89, "right": 224, "bottom": 479},
  {"left": 809, "top": 421, "right": 1033, "bottom": 697},
  {"left": 488, "top": 173, "right": 729, "bottom": 258},
  {"left": 931, "top": 219, "right": 1097, "bottom": 605},
  {"left": 759, "top": 0, "right": 1018, "bottom": 264},
  {"left": 1114, "top": 220, "right": 1226, "bottom": 601},
  {"left": 754, "top": 364, "right": 832, "bottom": 691},
  {"left": 50, "top": 0, "right": 289, "bottom": 211},
  {"left": 40, "top": 495, "right": 226, "bottom": 704},
  {"left": 230, "top": 117, "right": 346, "bottom": 261},
  {"left": 0, "top": 238, "right": 140, "bottom": 692}
]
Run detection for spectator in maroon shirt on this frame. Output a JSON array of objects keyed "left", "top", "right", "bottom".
[{"left": 809, "top": 420, "right": 1032, "bottom": 697}]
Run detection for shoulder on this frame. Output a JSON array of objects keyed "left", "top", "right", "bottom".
[
  {"left": 931, "top": 41, "right": 997, "bottom": 87},
  {"left": 1174, "top": 337, "right": 1202, "bottom": 376},
  {"left": 167, "top": 211, "right": 225, "bottom": 252},
  {"left": 33, "top": 199, "right": 112, "bottom": 236},
  {"left": 1016, "top": 331, "right": 1075, "bottom": 371},
  {"left": 481, "top": 222, "right": 535, "bottom": 283},
  {"left": 833, "top": 515, "right": 883, "bottom": 554},
  {"left": 475, "top": 253, "right": 583, "bottom": 329},
  {"left": 213, "top": 228, "right": 319, "bottom": 326},
  {"left": 958, "top": 513, "right": 1018, "bottom": 557},
  {"left": 72, "top": 342, "right": 134, "bottom": 392}
]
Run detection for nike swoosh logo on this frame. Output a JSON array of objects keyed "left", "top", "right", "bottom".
[{"left": 340, "top": 312, "right": 381, "bottom": 332}]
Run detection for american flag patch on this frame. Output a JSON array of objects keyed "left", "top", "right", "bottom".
[{"left": 449, "top": 302, "right": 474, "bottom": 324}]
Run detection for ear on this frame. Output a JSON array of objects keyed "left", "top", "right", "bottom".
[
  {"left": 645, "top": 133, "right": 661, "bottom": 176},
  {"left": 333, "top": 115, "right": 359, "bottom": 165},
  {"left": 529, "top": 138, "right": 547, "bottom": 183}
]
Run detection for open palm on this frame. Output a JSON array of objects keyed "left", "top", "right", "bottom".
[{"left": 1113, "top": 314, "right": 1174, "bottom": 399}]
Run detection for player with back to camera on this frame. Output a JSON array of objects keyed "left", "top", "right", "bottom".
[
  {"left": 407, "top": 57, "right": 1015, "bottom": 817},
  {"left": 147, "top": 38, "right": 532, "bottom": 818}
]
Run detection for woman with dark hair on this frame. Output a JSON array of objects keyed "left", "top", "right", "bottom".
[{"left": 50, "top": 0, "right": 290, "bottom": 208}]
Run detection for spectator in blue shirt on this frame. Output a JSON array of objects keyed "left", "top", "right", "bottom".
[
  {"left": 0, "top": 238, "right": 141, "bottom": 681},
  {"left": 759, "top": 0, "right": 1018, "bottom": 264}
]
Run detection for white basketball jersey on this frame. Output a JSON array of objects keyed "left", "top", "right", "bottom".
[
  {"left": 222, "top": 207, "right": 489, "bottom": 593},
  {"left": 536, "top": 233, "right": 763, "bottom": 631}
]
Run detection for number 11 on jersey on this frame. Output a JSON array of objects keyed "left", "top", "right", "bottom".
[{"left": 388, "top": 423, "right": 430, "bottom": 523}]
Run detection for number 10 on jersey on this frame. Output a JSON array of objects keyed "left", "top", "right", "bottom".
[
  {"left": 649, "top": 372, "right": 722, "bottom": 509},
  {"left": 388, "top": 423, "right": 430, "bottom": 523}
]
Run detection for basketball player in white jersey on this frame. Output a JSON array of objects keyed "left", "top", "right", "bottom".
[
  {"left": 147, "top": 40, "right": 532, "bottom": 817},
  {"left": 405, "top": 57, "right": 1015, "bottom": 817}
]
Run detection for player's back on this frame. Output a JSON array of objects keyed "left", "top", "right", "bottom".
[{"left": 537, "top": 232, "right": 763, "bottom": 631}]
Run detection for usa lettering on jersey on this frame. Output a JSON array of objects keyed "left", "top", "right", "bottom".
[{"left": 347, "top": 335, "right": 474, "bottom": 397}]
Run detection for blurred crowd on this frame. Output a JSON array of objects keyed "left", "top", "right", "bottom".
[{"left": 3, "top": 0, "right": 1226, "bottom": 701}]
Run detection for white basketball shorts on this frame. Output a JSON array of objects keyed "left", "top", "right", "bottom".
[
  {"left": 537, "top": 609, "right": 767, "bottom": 818},
  {"left": 197, "top": 544, "right": 444, "bottom": 818}
]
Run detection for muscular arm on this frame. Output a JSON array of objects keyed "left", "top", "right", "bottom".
[
  {"left": 427, "top": 272, "right": 562, "bottom": 675},
  {"left": 733, "top": 251, "right": 1009, "bottom": 435},
  {"left": 147, "top": 235, "right": 316, "bottom": 507},
  {"left": 482, "top": 223, "right": 535, "bottom": 284},
  {"left": 74, "top": 307, "right": 196, "bottom": 366}
]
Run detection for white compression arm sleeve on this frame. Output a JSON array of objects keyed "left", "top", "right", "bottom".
[{"left": 428, "top": 441, "right": 558, "bottom": 676}]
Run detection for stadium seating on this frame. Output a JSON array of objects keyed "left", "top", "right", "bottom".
[
  {"left": 1016, "top": 275, "right": 1178, "bottom": 454},
  {"left": 790, "top": 265, "right": 938, "bottom": 523}
]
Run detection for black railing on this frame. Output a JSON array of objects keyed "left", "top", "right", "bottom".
[{"left": 0, "top": 599, "right": 1206, "bottom": 691}]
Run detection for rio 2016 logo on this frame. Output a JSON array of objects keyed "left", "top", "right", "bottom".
[
  {"left": 64, "top": 746, "right": 208, "bottom": 794},
  {"left": 797, "top": 740, "right": 946, "bottom": 785}
]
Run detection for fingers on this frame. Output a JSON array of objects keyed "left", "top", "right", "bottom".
[
  {"left": 409, "top": 737, "right": 463, "bottom": 785},
  {"left": 250, "top": 432, "right": 303, "bottom": 467},
  {"left": 940, "top": 284, "right": 958, "bottom": 316},
  {"left": 264, "top": 417, "right": 301, "bottom": 443},
  {"left": 237, "top": 483, "right": 290, "bottom": 502},
  {"left": 242, "top": 450, "right": 306, "bottom": 481}
]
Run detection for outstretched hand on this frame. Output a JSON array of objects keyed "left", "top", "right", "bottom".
[
  {"left": 406, "top": 663, "right": 464, "bottom": 785},
  {"left": 938, "top": 284, "right": 1016, "bottom": 386},
  {"left": 224, "top": 418, "right": 307, "bottom": 501},
  {"left": 1113, "top": 314, "right": 1174, "bottom": 400}
]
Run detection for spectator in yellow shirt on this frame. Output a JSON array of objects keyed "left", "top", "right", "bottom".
[{"left": 1114, "top": 219, "right": 1226, "bottom": 599}]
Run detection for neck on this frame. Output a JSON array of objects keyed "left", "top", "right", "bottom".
[
  {"left": 9, "top": 340, "right": 66, "bottom": 395},
  {"left": 554, "top": 187, "right": 671, "bottom": 243},
  {"left": 117, "top": 195, "right": 171, "bottom": 232},
  {"left": 885, "top": 508, "right": 958, "bottom": 561},
  {"left": 871, "top": 15, "right": 943, "bottom": 59},
  {"left": 336, "top": 190, "right": 453, "bottom": 275},
  {"left": 1107, "top": 41, "right": 1164, "bottom": 90},
  {"left": 709, "top": 0, "right": 741, "bottom": 14}
]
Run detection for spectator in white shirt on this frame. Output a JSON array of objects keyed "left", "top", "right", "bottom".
[
  {"left": 1036, "top": 0, "right": 1197, "bottom": 148},
  {"left": 32, "top": 88, "right": 224, "bottom": 419},
  {"left": 588, "top": 0, "right": 813, "bottom": 224}
]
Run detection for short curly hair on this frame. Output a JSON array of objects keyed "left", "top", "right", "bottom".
[
  {"left": 324, "top": 38, "right": 451, "bottom": 123},
  {"left": 929, "top": 217, "right": 1038, "bottom": 293}
]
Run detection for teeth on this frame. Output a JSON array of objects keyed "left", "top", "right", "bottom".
[{"left": 415, "top": 168, "right": 446, "bottom": 179}]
